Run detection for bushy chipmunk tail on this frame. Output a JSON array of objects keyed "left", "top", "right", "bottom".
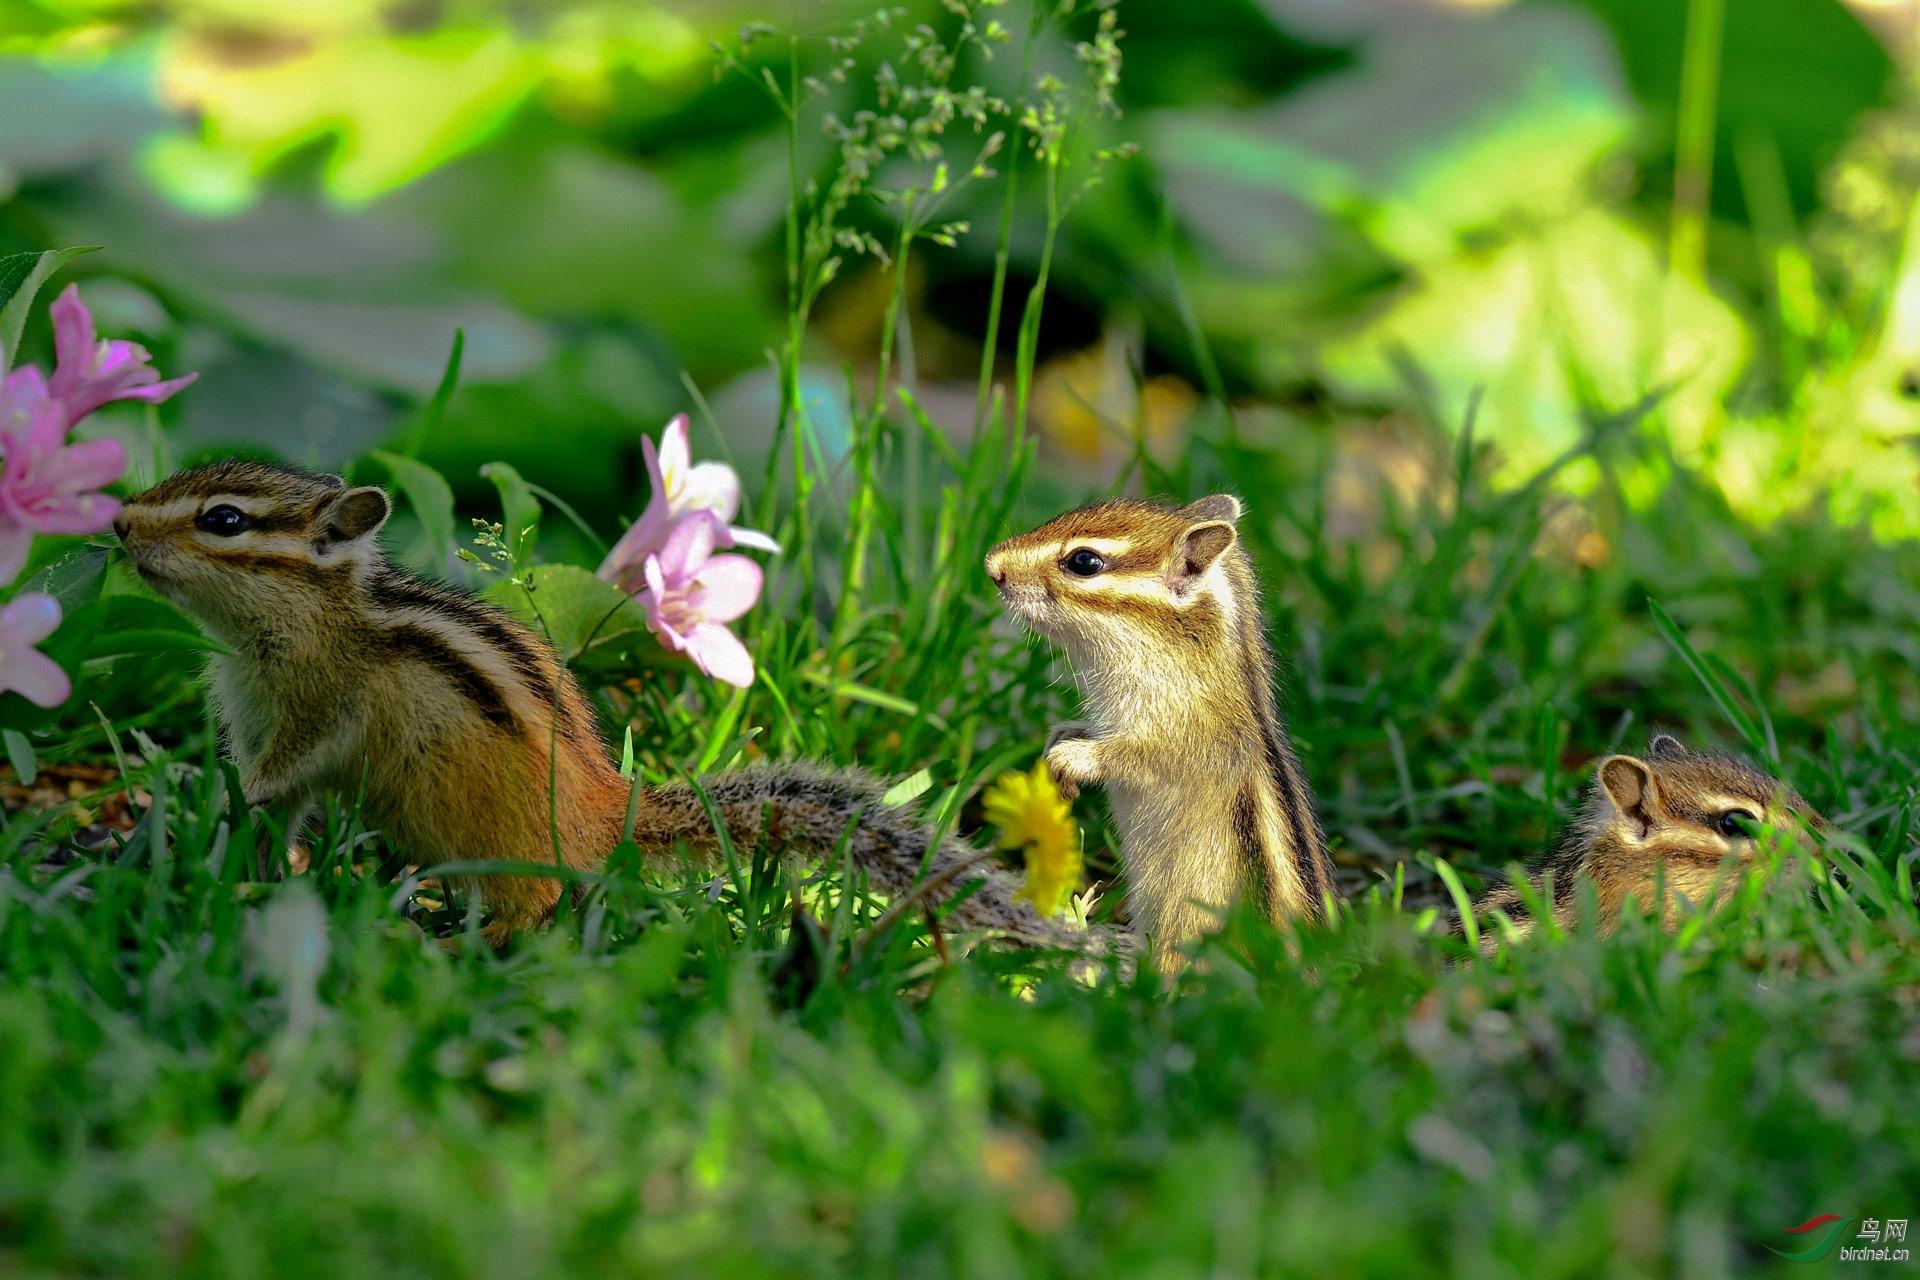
[{"left": 630, "top": 761, "right": 1068, "bottom": 947}]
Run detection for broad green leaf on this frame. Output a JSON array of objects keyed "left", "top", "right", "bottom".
[
  {"left": 84, "top": 596, "right": 231, "bottom": 661},
  {"left": 370, "top": 449, "right": 456, "bottom": 574},
  {"left": 480, "top": 460, "right": 542, "bottom": 573},
  {"left": 88, "top": 629, "right": 233, "bottom": 659},
  {"left": 481, "top": 562, "right": 684, "bottom": 677},
  {"left": 18, "top": 547, "right": 109, "bottom": 614},
  {"left": 0, "top": 246, "right": 98, "bottom": 376}
]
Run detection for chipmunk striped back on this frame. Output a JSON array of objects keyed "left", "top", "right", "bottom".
[
  {"left": 986, "top": 495, "right": 1334, "bottom": 966},
  {"left": 117, "top": 460, "right": 1067, "bottom": 951},
  {"left": 116, "top": 460, "right": 622, "bottom": 935}
]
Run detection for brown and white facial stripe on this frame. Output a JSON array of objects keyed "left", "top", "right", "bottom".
[
  {"left": 984, "top": 502, "right": 1246, "bottom": 646},
  {"left": 119, "top": 463, "right": 396, "bottom": 585}
]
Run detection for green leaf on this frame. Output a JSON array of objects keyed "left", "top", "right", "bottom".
[
  {"left": 90, "top": 629, "right": 233, "bottom": 660},
  {"left": 881, "top": 768, "right": 933, "bottom": 809},
  {"left": 480, "top": 562, "right": 684, "bottom": 677},
  {"left": 896, "top": 388, "right": 965, "bottom": 473},
  {"left": 85, "top": 596, "right": 232, "bottom": 660},
  {"left": 0, "top": 246, "right": 98, "bottom": 377},
  {"left": 3, "top": 729, "right": 35, "bottom": 785},
  {"left": 1421, "top": 852, "right": 1479, "bottom": 954},
  {"left": 18, "top": 547, "right": 109, "bottom": 614},
  {"left": 402, "top": 327, "right": 464, "bottom": 458},
  {"left": 480, "top": 461, "right": 542, "bottom": 573},
  {"left": 370, "top": 449, "right": 456, "bottom": 574},
  {"left": 523, "top": 482, "right": 607, "bottom": 557}
]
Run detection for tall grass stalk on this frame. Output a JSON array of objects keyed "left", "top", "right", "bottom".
[{"left": 1670, "top": 0, "right": 1725, "bottom": 280}]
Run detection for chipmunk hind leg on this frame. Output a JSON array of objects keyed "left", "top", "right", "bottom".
[{"left": 389, "top": 759, "right": 580, "bottom": 940}]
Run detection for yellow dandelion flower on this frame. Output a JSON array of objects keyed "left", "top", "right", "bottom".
[{"left": 981, "top": 757, "right": 1082, "bottom": 917}]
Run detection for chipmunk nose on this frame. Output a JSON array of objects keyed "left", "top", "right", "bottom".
[
  {"left": 984, "top": 552, "right": 1006, "bottom": 586},
  {"left": 112, "top": 512, "right": 130, "bottom": 541}
]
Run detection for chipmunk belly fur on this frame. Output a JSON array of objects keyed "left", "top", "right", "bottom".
[
  {"left": 117, "top": 460, "right": 1060, "bottom": 948},
  {"left": 988, "top": 495, "right": 1334, "bottom": 965},
  {"left": 1083, "top": 654, "right": 1318, "bottom": 948}
]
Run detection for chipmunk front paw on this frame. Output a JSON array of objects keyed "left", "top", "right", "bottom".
[
  {"left": 1045, "top": 720, "right": 1094, "bottom": 751},
  {"left": 1044, "top": 734, "right": 1102, "bottom": 801}
]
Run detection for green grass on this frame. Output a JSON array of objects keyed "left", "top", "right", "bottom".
[
  {"left": 2, "top": 404, "right": 1919, "bottom": 1277},
  {"left": 4, "top": 8, "right": 1920, "bottom": 1275}
]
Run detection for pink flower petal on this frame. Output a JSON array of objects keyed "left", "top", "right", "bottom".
[
  {"left": 689, "top": 554, "right": 763, "bottom": 624},
  {"left": 682, "top": 621, "right": 755, "bottom": 688},
  {"left": 0, "top": 524, "right": 32, "bottom": 586},
  {"left": 0, "top": 593, "right": 62, "bottom": 647},
  {"left": 597, "top": 505, "right": 672, "bottom": 592},
  {"left": 655, "top": 510, "right": 720, "bottom": 584},
  {"left": 30, "top": 437, "right": 128, "bottom": 495},
  {"left": 723, "top": 525, "right": 782, "bottom": 554},
  {"left": 1, "top": 645, "right": 70, "bottom": 708},
  {"left": 46, "top": 285, "right": 195, "bottom": 425},
  {"left": 655, "top": 414, "right": 692, "bottom": 483},
  {"left": 678, "top": 460, "right": 742, "bottom": 522},
  {"left": 2, "top": 395, "right": 67, "bottom": 460},
  {"left": 0, "top": 367, "right": 49, "bottom": 437},
  {"left": 640, "top": 554, "right": 691, "bottom": 652},
  {"left": 19, "top": 493, "right": 121, "bottom": 536},
  {"left": 111, "top": 371, "right": 197, "bottom": 406},
  {"left": 49, "top": 286, "right": 93, "bottom": 382}
]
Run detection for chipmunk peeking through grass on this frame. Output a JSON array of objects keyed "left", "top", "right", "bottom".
[
  {"left": 115, "top": 460, "right": 1064, "bottom": 949},
  {"left": 1474, "top": 732, "right": 1823, "bottom": 940}
]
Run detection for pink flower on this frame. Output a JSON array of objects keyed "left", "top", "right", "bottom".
[
  {"left": 0, "top": 593, "right": 70, "bottom": 708},
  {"left": 47, "top": 284, "right": 196, "bottom": 426},
  {"left": 638, "top": 511, "right": 763, "bottom": 688},
  {"left": 598, "top": 414, "right": 778, "bottom": 595},
  {"left": 0, "top": 366, "right": 49, "bottom": 443},
  {"left": 0, "top": 390, "right": 127, "bottom": 582}
]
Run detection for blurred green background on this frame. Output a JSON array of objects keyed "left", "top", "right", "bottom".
[{"left": 2, "top": 0, "right": 1917, "bottom": 534}]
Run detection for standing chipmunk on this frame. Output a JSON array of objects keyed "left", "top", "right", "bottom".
[
  {"left": 1473, "top": 732, "right": 1822, "bottom": 938},
  {"left": 985, "top": 495, "right": 1336, "bottom": 966},
  {"left": 114, "top": 460, "right": 1059, "bottom": 947}
]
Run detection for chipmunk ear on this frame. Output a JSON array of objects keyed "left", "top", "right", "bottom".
[
  {"left": 1647, "top": 732, "right": 1688, "bottom": 762},
  {"left": 1181, "top": 494, "right": 1242, "bottom": 524},
  {"left": 1169, "top": 520, "right": 1236, "bottom": 595},
  {"left": 319, "top": 485, "right": 391, "bottom": 548},
  {"left": 1598, "top": 755, "right": 1660, "bottom": 840}
]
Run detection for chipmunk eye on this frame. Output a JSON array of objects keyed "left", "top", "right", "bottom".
[
  {"left": 195, "top": 505, "right": 252, "bottom": 537},
  {"left": 1715, "top": 809, "right": 1758, "bottom": 838},
  {"left": 1064, "top": 549, "right": 1105, "bottom": 577}
]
